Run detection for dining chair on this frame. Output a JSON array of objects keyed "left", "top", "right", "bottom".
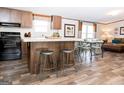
[
  {"left": 77, "top": 41, "right": 92, "bottom": 61},
  {"left": 91, "top": 41, "right": 104, "bottom": 58}
]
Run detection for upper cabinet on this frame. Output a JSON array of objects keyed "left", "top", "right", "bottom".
[
  {"left": 0, "top": 8, "right": 32, "bottom": 28},
  {"left": 0, "top": 8, "right": 10, "bottom": 22},
  {"left": 21, "top": 11, "right": 32, "bottom": 28},
  {"left": 51, "top": 15, "right": 62, "bottom": 30},
  {"left": 10, "top": 9, "right": 22, "bottom": 23}
]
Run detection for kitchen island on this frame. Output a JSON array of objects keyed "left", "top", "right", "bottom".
[{"left": 22, "top": 38, "right": 83, "bottom": 74}]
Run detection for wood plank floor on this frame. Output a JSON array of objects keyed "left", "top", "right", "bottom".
[{"left": 0, "top": 52, "right": 124, "bottom": 85}]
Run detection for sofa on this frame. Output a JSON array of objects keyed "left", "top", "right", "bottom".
[{"left": 103, "top": 38, "right": 124, "bottom": 52}]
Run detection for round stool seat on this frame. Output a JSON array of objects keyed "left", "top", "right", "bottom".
[
  {"left": 63, "top": 49, "right": 73, "bottom": 53},
  {"left": 41, "top": 50, "right": 54, "bottom": 55}
]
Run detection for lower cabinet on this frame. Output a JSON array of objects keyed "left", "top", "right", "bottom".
[{"left": 21, "top": 42, "right": 28, "bottom": 56}]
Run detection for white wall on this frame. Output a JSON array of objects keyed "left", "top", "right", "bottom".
[
  {"left": 0, "top": 18, "right": 79, "bottom": 39},
  {"left": 105, "top": 21, "right": 124, "bottom": 38},
  {"left": 96, "top": 24, "right": 106, "bottom": 39}
]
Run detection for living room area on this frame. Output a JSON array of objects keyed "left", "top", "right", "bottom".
[{"left": 97, "top": 17, "right": 124, "bottom": 53}]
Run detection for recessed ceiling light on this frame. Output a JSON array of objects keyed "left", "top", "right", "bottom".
[{"left": 107, "top": 10, "right": 123, "bottom": 16}]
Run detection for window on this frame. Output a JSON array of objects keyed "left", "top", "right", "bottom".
[
  {"left": 33, "top": 19, "right": 50, "bottom": 32},
  {"left": 82, "top": 23, "right": 95, "bottom": 39}
]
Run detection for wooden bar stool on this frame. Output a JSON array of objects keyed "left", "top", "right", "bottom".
[{"left": 39, "top": 50, "right": 58, "bottom": 80}]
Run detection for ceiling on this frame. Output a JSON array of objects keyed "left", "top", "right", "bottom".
[{"left": 10, "top": 7, "right": 124, "bottom": 24}]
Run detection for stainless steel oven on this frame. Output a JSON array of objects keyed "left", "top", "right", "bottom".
[{"left": 0, "top": 32, "right": 22, "bottom": 61}]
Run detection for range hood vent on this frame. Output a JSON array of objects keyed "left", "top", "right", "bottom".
[{"left": 0, "top": 22, "right": 21, "bottom": 27}]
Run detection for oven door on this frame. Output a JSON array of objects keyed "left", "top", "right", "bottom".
[
  {"left": 2, "top": 37, "right": 17, "bottom": 48},
  {"left": 0, "top": 48, "right": 21, "bottom": 61},
  {"left": 0, "top": 37, "right": 21, "bottom": 61},
  {"left": 0, "top": 38, "right": 4, "bottom": 48}
]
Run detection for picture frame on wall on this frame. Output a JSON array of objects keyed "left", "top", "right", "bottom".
[
  {"left": 64, "top": 24, "right": 75, "bottom": 37},
  {"left": 120, "top": 27, "right": 124, "bottom": 35}
]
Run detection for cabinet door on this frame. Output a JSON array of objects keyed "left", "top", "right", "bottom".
[
  {"left": 51, "top": 16, "right": 62, "bottom": 30},
  {"left": 10, "top": 9, "right": 22, "bottom": 23},
  {"left": 21, "top": 42, "right": 27, "bottom": 56},
  {"left": 0, "top": 8, "right": 10, "bottom": 22},
  {"left": 21, "top": 11, "right": 32, "bottom": 28}
]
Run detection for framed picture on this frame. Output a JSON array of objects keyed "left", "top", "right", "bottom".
[
  {"left": 64, "top": 24, "right": 75, "bottom": 37},
  {"left": 120, "top": 27, "right": 124, "bottom": 35}
]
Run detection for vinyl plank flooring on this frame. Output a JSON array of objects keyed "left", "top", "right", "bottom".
[{"left": 0, "top": 52, "right": 124, "bottom": 85}]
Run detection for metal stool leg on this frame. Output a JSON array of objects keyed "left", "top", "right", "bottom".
[
  {"left": 62, "top": 52, "right": 65, "bottom": 75},
  {"left": 43, "top": 55, "right": 49, "bottom": 77},
  {"left": 51, "top": 54, "right": 58, "bottom": 77},
  {"left": 90, "top": 49, "right": 92, "bottom": 62},
  {"left": 39, "top": 54, "right": 46, "bottom": 80},
  {"left": 72, "top": 51, "right": 78, "bottom": 72}
]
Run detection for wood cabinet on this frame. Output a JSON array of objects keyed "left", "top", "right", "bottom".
[
  {"left": 10, "top": 9, "right": 22, "bottom": 23},
  {"left": 27, "top": 42, "right": 74, "bottom": 74},
  {"left": 51, "top": 15, "right": 62, "bottom": 30},
  {"left": 21, "top": 42, "right": 28, "bottom": 55},
  {"left": 0, "top": 8, "right": 10, "bottom": 22},
  {"left": 0, "top": 8, "right": 32, "bottom": 28},
  {"left": 21, "top": 11, "right": 32, "bottom": 28}
]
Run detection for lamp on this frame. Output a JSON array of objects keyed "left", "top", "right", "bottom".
[{"left": 101, "top": 29, "right": 114, "bottom": 42}]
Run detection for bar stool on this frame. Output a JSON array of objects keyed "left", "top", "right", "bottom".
[
  {"left": 39, "top": 50, "right": 58, "bottom": 80},
  {"left": 61, "top": 49, "right": 76, "bottom": 75}
]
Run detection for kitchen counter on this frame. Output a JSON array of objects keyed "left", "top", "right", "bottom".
[
  {"left": 23, "top": 38, "right": 103, "bottom": 74},
  {"left": 22, "top": 37, "right": 83, "bottom": 42},
  {"left": 22, "top": 37, "right": 103, "bottom": 43},
  {"left": 24, "top": 38, "right": 79, "bottom": 74}
]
